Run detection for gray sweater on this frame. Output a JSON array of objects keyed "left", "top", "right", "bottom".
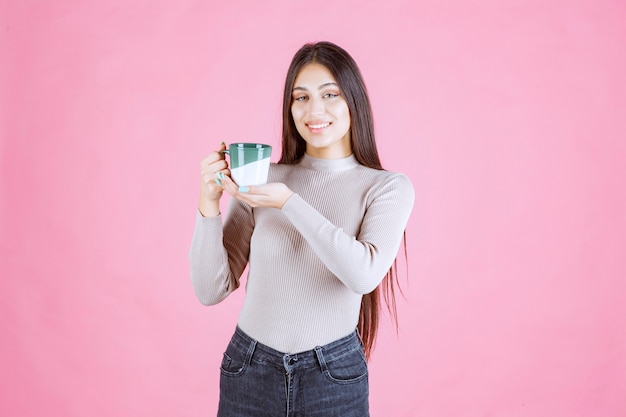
[{"left": 189, "top": 153, "right": 415, "bottom": 353}]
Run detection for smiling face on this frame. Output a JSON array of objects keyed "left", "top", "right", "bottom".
[{"left": 291, "top": 63, "right": 352, "bottom": 159}]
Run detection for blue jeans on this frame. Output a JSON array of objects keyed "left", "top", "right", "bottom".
[{"left": 217, "top": 327, "right": 370, "bottom": 417}]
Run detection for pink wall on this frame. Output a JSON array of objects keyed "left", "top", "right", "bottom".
[{"left": 2, "top": 1, "right": 625, "bottom": 416}]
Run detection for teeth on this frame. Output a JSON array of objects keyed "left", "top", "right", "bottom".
[{"left": 309, "top": 123, "right": 329, "bottom": 129}]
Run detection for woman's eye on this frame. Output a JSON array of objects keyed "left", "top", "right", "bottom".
[
  {"left": 293, "top": 96, "right": 307, "bottom": 102},
  {"left": 323, "top": 93, "right": 339, "bottom": 99}
]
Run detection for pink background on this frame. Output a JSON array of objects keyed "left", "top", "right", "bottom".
[{"left": 2, "top": 0, "right": 625, "bottom": 416}]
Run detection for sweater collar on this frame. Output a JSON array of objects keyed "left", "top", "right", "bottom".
[{"left": 298, "top": 153, "right": 359, "bottom": 172}]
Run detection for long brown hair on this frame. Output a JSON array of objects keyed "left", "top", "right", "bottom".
[{"left": 278, "top": 41, "right": 405, "bottom": 359}]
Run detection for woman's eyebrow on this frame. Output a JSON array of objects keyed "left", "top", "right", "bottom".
[
  {"left": 317, "top": 82, "right": 338, "bottom": 90},
  {"left": 292, "top": 82, "right": 339, "bottom": 92}
]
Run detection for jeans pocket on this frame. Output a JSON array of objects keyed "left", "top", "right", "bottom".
[
  {"left": 323, "top": 347, "right": 369, "bottom": 384},
  {"left": 220, "top": 342, "right": 250, "bottom": 377}
]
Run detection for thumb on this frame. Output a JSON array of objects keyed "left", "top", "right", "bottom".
[{"left": 224, "top": 175, "right": 254, "bottom": 194}]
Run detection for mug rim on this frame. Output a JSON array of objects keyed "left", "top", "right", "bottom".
[{"left": 230, "top": 142, "right": 272, "bottom": 149}]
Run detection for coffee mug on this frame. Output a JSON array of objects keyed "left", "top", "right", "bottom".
[{"left": 222, "top": 143, "right": 272, "bottom": 186}]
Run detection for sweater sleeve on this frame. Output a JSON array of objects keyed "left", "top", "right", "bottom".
[
  {"left": 188, "top": 197, "right": 254, "bottom": 305},
  {"left": 280, "top": 173, "right": 415, "bottom": 294}
]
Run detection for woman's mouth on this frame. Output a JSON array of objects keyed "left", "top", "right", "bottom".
[{"left": 306, "top": 122, "right": 330, "bottom": 133}]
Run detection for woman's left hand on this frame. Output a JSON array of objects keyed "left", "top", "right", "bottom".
[{"left": 221, "top": 175, "right": 294, "bottom": 209}]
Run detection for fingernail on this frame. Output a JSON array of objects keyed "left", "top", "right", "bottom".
[
  {"left": 217, "top": 172, "right": 225, "bottom": 180},
  {"left": 220, "top": 141, "right": 226, "bottom": 146},
  {"left": 238, "top": 186, "right": 249, "bottom": 193},
  {"left": 215, "top": 177, "right": 222, "bottom": 186}
]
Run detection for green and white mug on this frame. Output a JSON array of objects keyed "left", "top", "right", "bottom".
[{"left": 222, "top": 143, "right": 272, "bottom": 186}]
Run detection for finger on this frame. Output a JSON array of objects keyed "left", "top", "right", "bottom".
[
  {"left": 214, "top": 158, "right": 228, "bottom": 168},
  {"left": 222, "top": 176, "right": 256, "bottom": 203},
  {"left": 221, "top": 174, "right": 239, "bottom": 195},
  {"left": 203, "top": 159, "right": 228, "bottom": 173},
  {"left": 214, "top": 168, "right": 231, "bottom": 181},
  {"left": 201, "top": 153, "right": 222, "bottom": 166},
  {"left": 201, "top": 146, "right": 228, "bottom": 165},
  {"left": 237, "top": 185, "right": 253, "bottom": 193}
]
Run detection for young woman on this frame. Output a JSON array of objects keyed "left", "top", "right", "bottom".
[{"left": 190, "top": 41, "right": 414, "bottom": 417}]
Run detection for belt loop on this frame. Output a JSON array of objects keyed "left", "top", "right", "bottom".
[
  {"left": 314, "top": 346, "right": 328, "bottom": 373},
  {"left": 355, "top": 327, "right": 364, "bottom": 346},
  {"left": 245, "top": 338, "right": 257, "bottom": 366}
]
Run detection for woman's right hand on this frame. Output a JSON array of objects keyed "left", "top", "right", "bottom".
[{"left": 198, "top": 142, "right": 230, "bottom": 217}]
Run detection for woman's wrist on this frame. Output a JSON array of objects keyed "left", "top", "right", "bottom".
[
  {"left": 198, "top": 197, "right": 220, "bottom": 218},
  {"left": 278, "top": 190, "right": 295, "bottom": 209}
]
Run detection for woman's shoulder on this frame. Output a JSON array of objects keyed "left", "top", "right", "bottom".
[
  {"left": 352, "top": 166, "right": 414, "bottom": 207},
  {"left": 356, "top": 164, "right": 413, "bottom": 186}
]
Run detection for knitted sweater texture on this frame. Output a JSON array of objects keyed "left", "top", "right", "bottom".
[{"left": 189, "top": 153, "right": 414, "bottom": 353}]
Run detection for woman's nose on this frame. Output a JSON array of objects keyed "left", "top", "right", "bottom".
[{"left": 308, "top": 97, "right": 325, "bottom": 115}]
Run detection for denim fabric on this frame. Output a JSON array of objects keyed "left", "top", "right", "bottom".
[{"left": 217, "top": 327, "right": 369, "bottom": 417}]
